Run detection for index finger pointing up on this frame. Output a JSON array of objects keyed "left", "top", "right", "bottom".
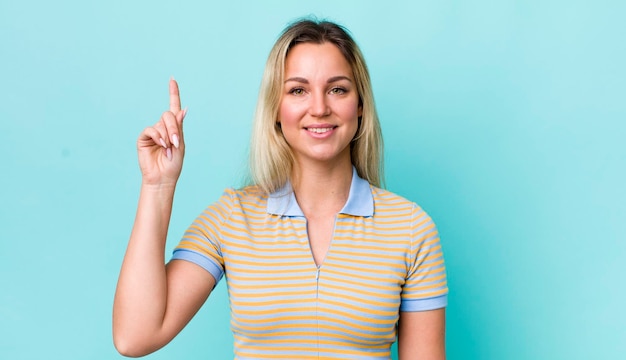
[{"left": 169, "top": 78, "right": 181, "bottom": 113}]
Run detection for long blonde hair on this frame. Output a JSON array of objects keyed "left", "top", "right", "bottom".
[{"left": 249, "top": 19, "right": 384, "bottom": 193}]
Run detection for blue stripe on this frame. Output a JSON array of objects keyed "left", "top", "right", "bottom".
[{"left": 171, "top": 249, "right": 223, "bottom": 283}]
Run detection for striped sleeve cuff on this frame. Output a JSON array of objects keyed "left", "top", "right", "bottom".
[
  {"left": 400, "top": 294, "right": 448, "bottom": 312},
  {"left": 171, "top": 249, "right": 224, "bottom": 284}
]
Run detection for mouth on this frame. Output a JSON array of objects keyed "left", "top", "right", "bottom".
[{"left": 305, "top": 126, "right": 337, "bottom": 134}]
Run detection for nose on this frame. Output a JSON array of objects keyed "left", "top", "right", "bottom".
[{"left": 308, "top": 91, "right": 331, "bottom": 117}]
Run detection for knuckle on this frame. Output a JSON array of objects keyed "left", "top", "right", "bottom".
[{"left": 153, "top": 123, "right": 164, "bottom": 133}]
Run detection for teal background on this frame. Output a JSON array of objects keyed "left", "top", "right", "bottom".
[{"left": 1, "top": 0, "right": 624, "bottom": 359}]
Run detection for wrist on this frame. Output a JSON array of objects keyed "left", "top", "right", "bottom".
[
  {"left": 138, "top": 183, "right": 177, "bottom": 205},
  {"left": 140, "top": 181, "right": 177, "bottom": 192}
]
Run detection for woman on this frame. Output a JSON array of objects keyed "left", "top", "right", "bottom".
[{"left": 113, "top": 19, "right": 448, "bottom": 359}]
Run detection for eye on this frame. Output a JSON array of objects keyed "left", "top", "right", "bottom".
[
  {"left": 330, "top": 87, "right": 347, "bottom": 95},
  {"left": 289, "top": 87, "right": 305, "bottom": 95}
]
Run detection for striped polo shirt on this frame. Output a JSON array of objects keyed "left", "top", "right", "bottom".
[{"left": 172, "top": 168, "right": 448, "bottom": 359}]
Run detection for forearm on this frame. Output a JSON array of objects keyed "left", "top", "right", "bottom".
[{"left": 113, "top": 183, "right": 176, "bottom": 355}]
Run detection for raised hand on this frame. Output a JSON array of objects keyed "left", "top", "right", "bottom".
[{"left": 137, "top": 79, "right": 188, "bottom": 186}]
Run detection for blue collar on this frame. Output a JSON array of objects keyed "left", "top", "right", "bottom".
[{"left": 267, "top": 167, "right": 374, "bottom": 217}]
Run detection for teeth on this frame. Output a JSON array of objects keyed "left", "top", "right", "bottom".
[{"left": 308, "top": 127, "right": 333, "bottom": 133}]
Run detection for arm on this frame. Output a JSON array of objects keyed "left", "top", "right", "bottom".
[
  {"left": 397, "top": 308, "right": 446, "bottom": 360},
  {"left": 113, "top": 79, "right": 214, "bottom": 357}
]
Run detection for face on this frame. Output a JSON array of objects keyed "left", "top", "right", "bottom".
[{"left": 278, "top": 42, "right": 362, "bottom": 166}]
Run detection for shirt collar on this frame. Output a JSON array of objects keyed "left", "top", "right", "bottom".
[{"left": 267, "top": 167, "right": 373, "bottom": 217}]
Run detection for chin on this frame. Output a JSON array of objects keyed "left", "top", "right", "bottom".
[{"left": 307, "top": 149, "right": 351, "bottom": 164}]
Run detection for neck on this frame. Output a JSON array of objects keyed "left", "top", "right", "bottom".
[{"left": 291, "top": 157, "right": 353, "bottom": 218}]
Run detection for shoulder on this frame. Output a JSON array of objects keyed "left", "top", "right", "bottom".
[
  {"left": 218, "top": 185, "right": 268, "bottom": 214},
  {"left": 370, "top": 186, "right": 435, "bottom": 225},
  {"left": 224, "top": 185, "right": 266, "bottom": 200},
  {"left": 370, "top": 186, "right": 418, "bottom": 212}
]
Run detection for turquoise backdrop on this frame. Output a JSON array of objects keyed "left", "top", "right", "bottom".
[{"left": 1, "top": 1, "right": 624, "bottom": 359}]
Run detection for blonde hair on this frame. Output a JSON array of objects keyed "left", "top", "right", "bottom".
[{"left": 249, "top": 19, "right": 384, "bottom": 193}]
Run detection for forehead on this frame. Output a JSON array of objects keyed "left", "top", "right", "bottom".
[{"left": 284, "top": 42, "right": 353, "bottom": 77}]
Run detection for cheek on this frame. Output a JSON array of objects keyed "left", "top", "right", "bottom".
[
  {"left": 347, "top": 100, "right": 362, "bottom": 138},
  {"left": 341, "top": 99, "right": 361, "bottom": 124},
  {"left": 278, "top": 100, "right": 301, "bottom": 124},
  {"left": 277, "top": 101, "right": 301, "bottom": 145}
]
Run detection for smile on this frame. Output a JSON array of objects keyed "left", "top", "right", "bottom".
[{"left": 306, "top": 127, "right": 336, "bottom": 134}]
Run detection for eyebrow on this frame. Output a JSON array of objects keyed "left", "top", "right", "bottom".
[{"left": 284, "top": 76, "right": 353, "bottom": 84}]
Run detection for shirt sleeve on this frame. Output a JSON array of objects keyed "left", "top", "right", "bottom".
[
  {"left": 170, "top": 189, "right": 235, "bottom": 284},
  {"left": 400, "top": 204, "right": 449, "bottom": 312}
]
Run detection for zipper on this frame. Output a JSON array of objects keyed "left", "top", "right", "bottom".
[
  {"left": 315, "top": 266, "right": 321, "bottom": 298},
  {"left": 315, "top": 265, "right": 321, "bottom": 359}
]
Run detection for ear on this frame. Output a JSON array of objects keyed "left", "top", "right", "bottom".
[{"left": 358, "top": 104, "right": 363, "bottom": 118}]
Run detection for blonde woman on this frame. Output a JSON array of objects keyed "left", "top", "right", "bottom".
[{"left": 114, "top": 19, "right": 448, "bottom": 359}]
